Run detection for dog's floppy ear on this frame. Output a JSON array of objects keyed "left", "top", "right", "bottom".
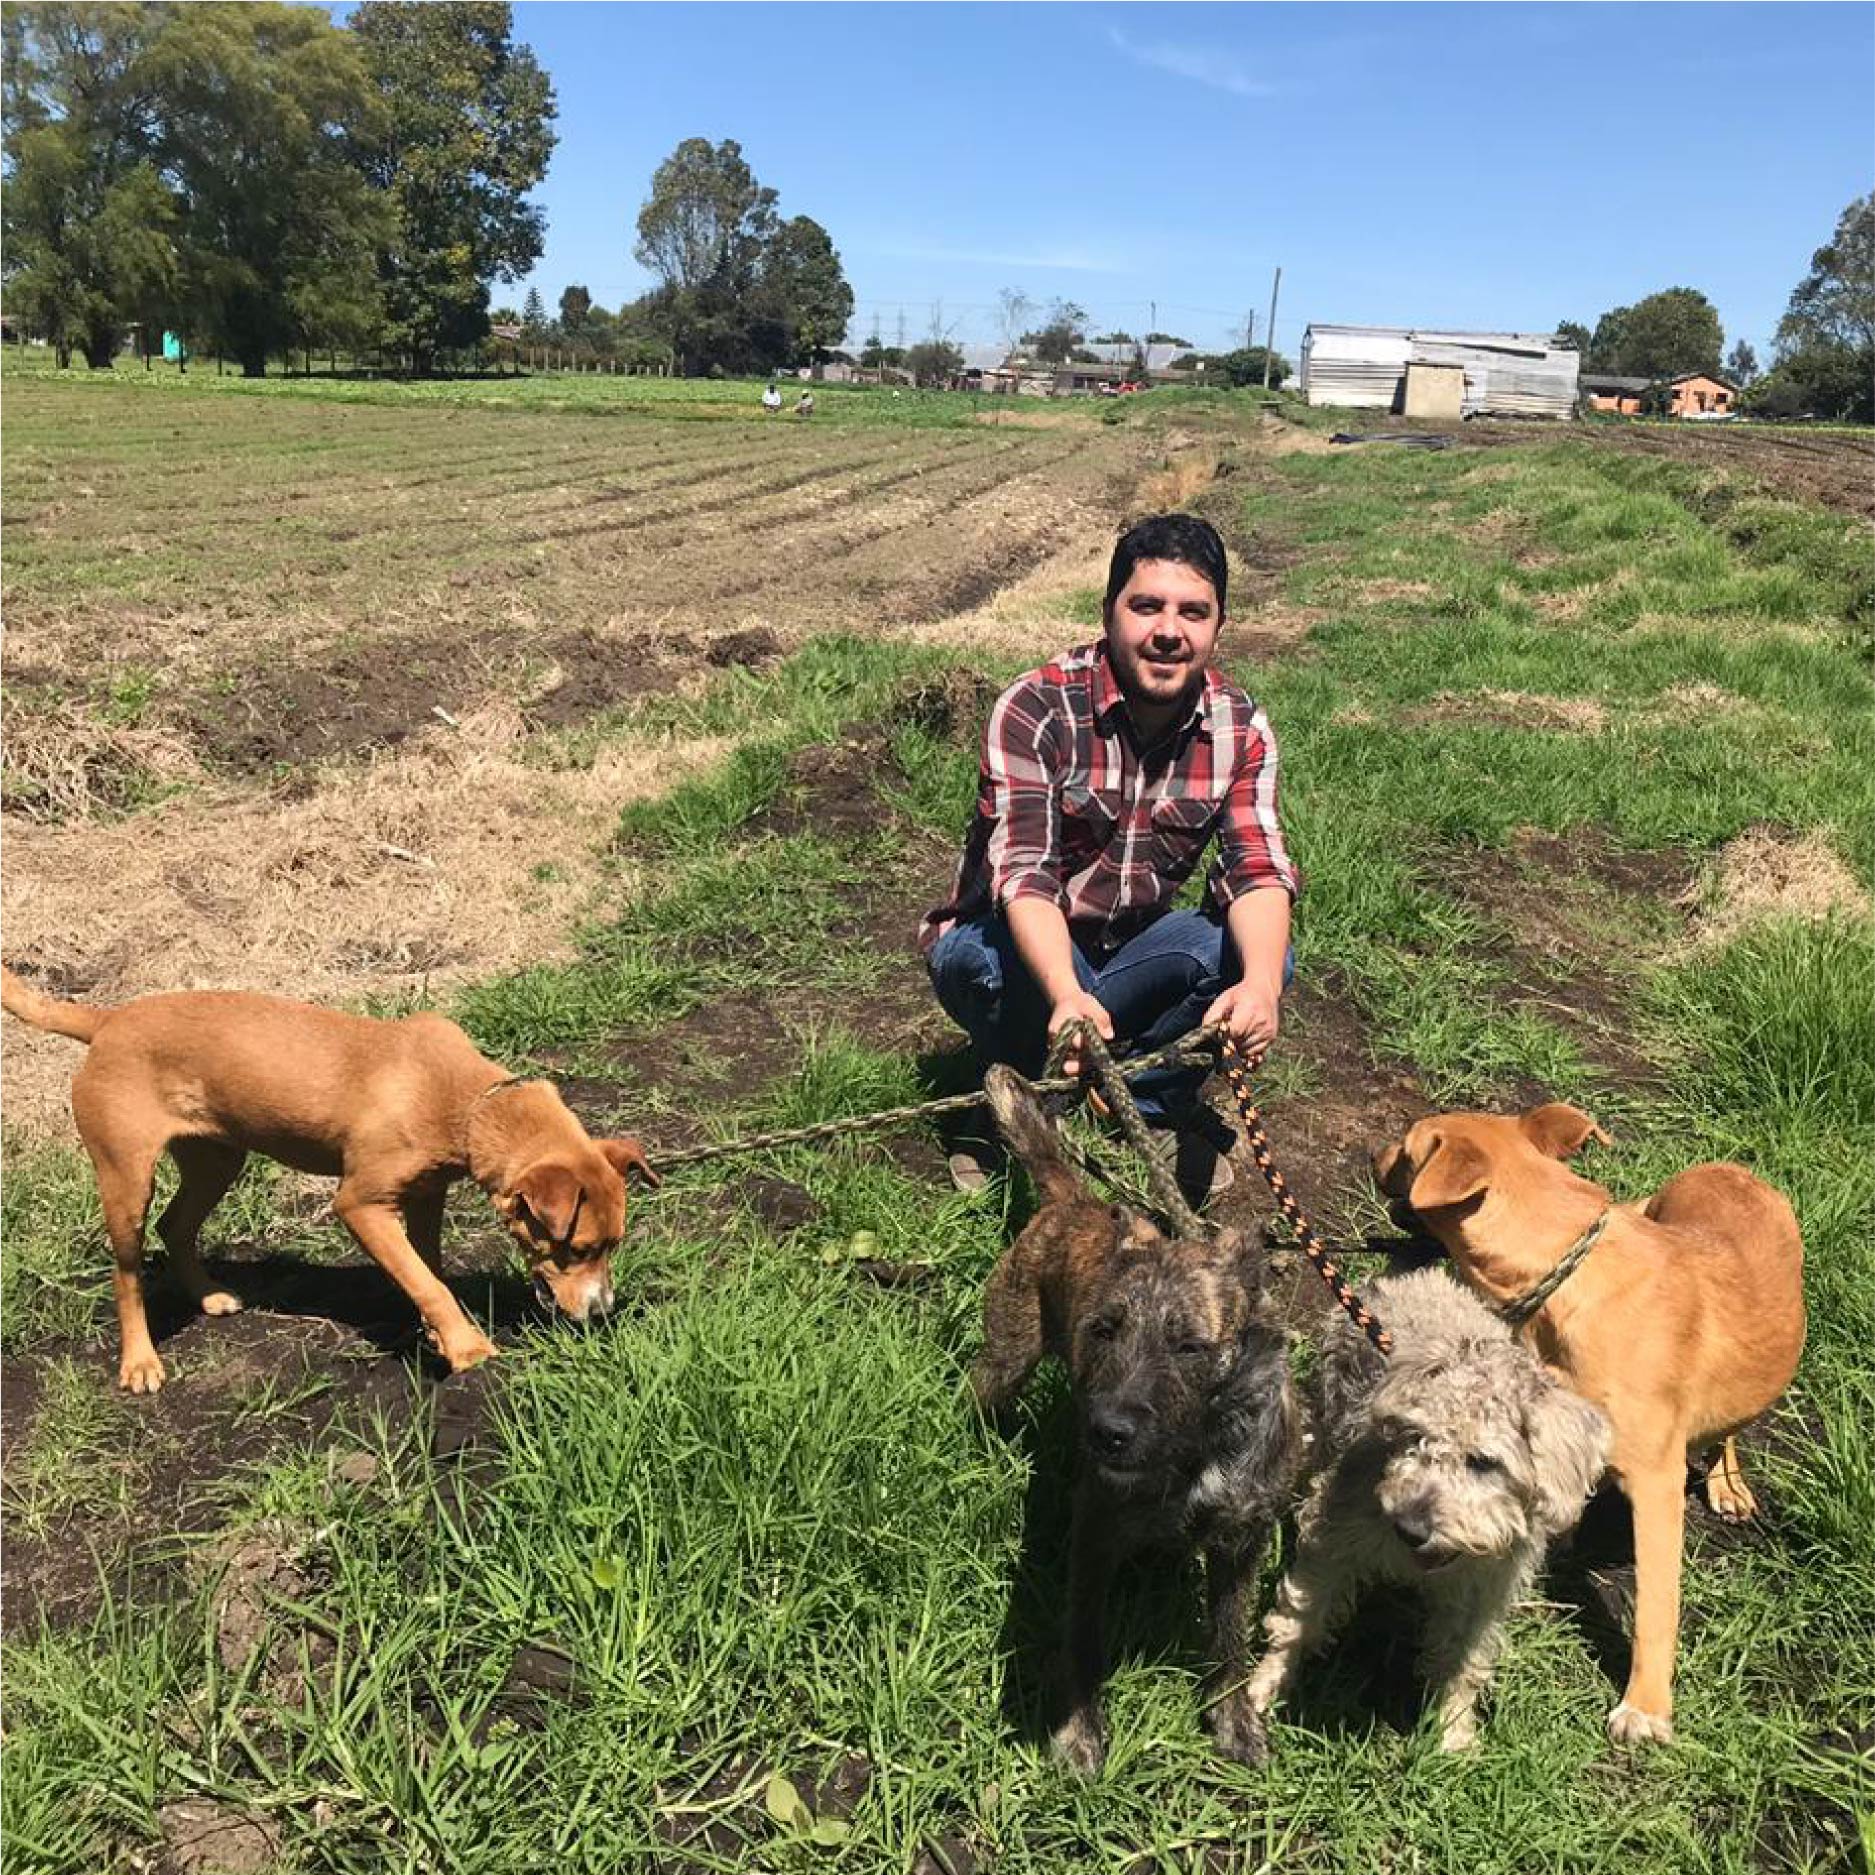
[
  {"left": 1520, "top": 1103, "right": 1612, "bottom": 1159},
  {"left": 598, "top": 1136, "right": 660, "bottom": 1186},
  {"left": 1407, "top": 1131, "right": 1491, "bottom": 1211},
  {"left": 513, "top": 1161, "right": 584, "bottom": 1241},
  {"left": 1523, "top": 1380, "right": 1611, "bottom": 1536}
]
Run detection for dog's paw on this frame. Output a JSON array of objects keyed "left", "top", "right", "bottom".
[
  {"left": 119, "top": 1350, "right": 167, "bottom": 1394},
  {"left": 1050, "top": 1709, "right": 1108, "bottom": 1778},
  {"left": 1438, "top": 1711, "right": 1481, "bottom": 1753},
  {"left": 1704, "top": 1465, "right": 1758, "bottom": 1523},
  {"left": 199, "top": 1290, "right": 244, "bottom": 1318},
  {"left": 1607, "top": 1701, "right": 1674, "bottom": 1747},
  {"left": 440, "top": 1332, "right": 500, "bottom": 1373},
  {"left": 1205, "top": 1690, "right": 1271, "bottom": 1767}
]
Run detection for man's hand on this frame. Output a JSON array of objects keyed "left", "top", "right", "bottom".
[
  {"left": 1202, "top": 979, "right": 1281, "bottom": 1059},
  {"left": 1048, "top": 989, "right": 1114, "bottom": 1081}
]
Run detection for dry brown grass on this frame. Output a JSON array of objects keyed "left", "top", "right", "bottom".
[
  {"left": 2, "top": 694, "right": 207, "bottom": 823},
  {"left": 1686, "top": 826, "right": 1873, "bottom": 948},
  {"left": 1260, "top": 416, "right": 1338, "bottom": 456},
  {"left": 901, "top": 537, "right": 1110, "bottom": 660},
  {"left": 1352, "top": 577, "right": 1437, "bottom": 604},
  {"left": 1409, "top": 690, "right": 1608, "bottom": 733},
  {"left": 1137, "top": 449, "right": 1225, "bottom": 512},
  {"left": 1, "top": 704, "right": 733, "bottom": 1136}
]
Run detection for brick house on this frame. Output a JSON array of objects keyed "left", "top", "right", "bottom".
[
  {"left": 1665, "top": 372, "right": 1738, "bottom": 417},
  {"left": 1581, "top": 370, "right": 1739, "bottom": 418}
]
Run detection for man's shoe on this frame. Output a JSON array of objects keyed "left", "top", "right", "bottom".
[
  {"left": 947, "top": 1142, "right": 1003, "bottom": 1194},
  {"left": 1174, "top": 1126, "right": 1236, "bottom": 1203},
  {"left": 1144, "top": 1104, "right": 1238, "bottom": 1206}
]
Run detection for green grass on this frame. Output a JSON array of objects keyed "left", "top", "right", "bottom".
[
  {"left": 0, "top": 347, "right": 1052, "bottom": 431},
  {"left": 4, "top": 417, "right": 1872, "bottom": 1872}
]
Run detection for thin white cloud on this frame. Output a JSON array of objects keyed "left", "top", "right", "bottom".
[
  {"left": 875, "top": 241, "right": 1130, "bottom": 275},
  {"left": 1107, "top": 25, "right": 1273, "bottom": 99}
]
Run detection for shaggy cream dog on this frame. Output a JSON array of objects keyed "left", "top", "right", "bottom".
[{"left": 1246, "top": 1268, "right": 1609, "bottom": 1750}]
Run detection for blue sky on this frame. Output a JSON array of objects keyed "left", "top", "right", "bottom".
[{"left": 496, "top": 2, "right": 1871, "bottom": 361}]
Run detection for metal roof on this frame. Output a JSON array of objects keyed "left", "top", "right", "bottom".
[{"left": 1301, "top": 323, "right": 1580, "bottom": 419}]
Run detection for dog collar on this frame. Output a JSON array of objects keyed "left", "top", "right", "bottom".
[{"left": 1497, "top": 1210, "right": 1611, "bottom": 1328}]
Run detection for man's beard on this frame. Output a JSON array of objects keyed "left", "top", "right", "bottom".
[{"left": 1119, "top": 648, "right": 1202, "bottom": 713}]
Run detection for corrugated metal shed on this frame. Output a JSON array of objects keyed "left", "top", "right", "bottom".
[{"left": 1301, "top": 325, "right": 1580, "bottom": 419}]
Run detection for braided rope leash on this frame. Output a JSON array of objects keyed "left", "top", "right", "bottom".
[
  {"left": 1217, "top": 1035, "right": 1393, "bottom": 1356},
  {"left": 645, "top": 1032, "right": 1220, "bottom": 1173},
  {"left": 1054, "top": 1021, "right": 1208, "bottom": 1240}
]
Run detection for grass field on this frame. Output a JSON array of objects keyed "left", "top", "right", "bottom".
[{"left": 2, "top": 366, "right": 1872, "bottom": 1873}]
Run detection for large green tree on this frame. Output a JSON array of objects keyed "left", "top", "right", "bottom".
[
  {"left": 633, "top": 137, "right": 775, "bottom": 372},
  {"left": 1773, "top": 194, "right": 1875, "bottom": 422},
  {"left": 351, "top": 2, "right": 556, "bottom": 372},
  {"left": 632, "top": 139, "right": 849, "bottom": 375},
  {"left": 1588, "top": 288, "right": 1723, "bottom": 381},
  {"left": 760, "top": 215, "right": 853, "bottom": 364},
  {"left": 1, "top": 4, "right": 178, "bottom": 367},
  {"left": 146, "top": 3, "right": 387, "bottom": 375},
  {"left": 635, "top": 137, "right": 776, "bottom": 297}
]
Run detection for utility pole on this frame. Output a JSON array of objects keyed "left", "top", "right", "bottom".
[
  {"left": 1244, "top": 310, "right": 1255, "bottom": 352},
  {"left": 1262, "top": 267, "right": 1282, "bottom": 389}
]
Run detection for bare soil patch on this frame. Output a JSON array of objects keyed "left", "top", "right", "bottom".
[
  {"left": 157, "top": 1799, "right": 282, "bottom": 1875},
  {"left": 1585, "top": 423, "right": 1875, "bottom": 525},
  {"left": 1445, "top": 827, "right": 1699, "bottom": 1091},
  {"left": 1, "top": 1301, "right": 426, "bottom": 1635}
]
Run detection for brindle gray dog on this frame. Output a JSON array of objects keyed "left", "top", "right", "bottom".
[{"left": 971, "top": 1065, "right": 1299, "bottom": 1774}]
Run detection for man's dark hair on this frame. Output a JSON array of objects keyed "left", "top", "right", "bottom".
[{"left": 1103, "top": 513, "right": 1229, "bottom": 619}]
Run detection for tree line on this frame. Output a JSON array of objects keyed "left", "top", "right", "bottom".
[
  {"left": 2, "top": 8, "right": 854, "bottom": 381},
  {"left": 1557, "top": 195, "right": 1873, "bottom": 421},
  {"left": 3, "top": 2, "right": 555, "bottom": 375}
]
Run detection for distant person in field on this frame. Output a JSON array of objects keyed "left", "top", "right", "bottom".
[
  {"left": 795, "top": 388, "right": 815, "bottom": 417},
  {"left": 920, "top": 512, "right": 1297, "bottom": 1196},
  {"left": 762, "top": 381, "right": 782, "bottom": 413}
]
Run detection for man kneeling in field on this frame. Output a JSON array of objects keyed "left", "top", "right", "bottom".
[{"left": 920, "top": 512, "right": 1297, "bottom": 1199}]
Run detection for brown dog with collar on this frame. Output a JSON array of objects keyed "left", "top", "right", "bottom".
[
  {"left": 1372, "top": 1102, "right": 1804, "bottom": 1746},
  {"left": 3, "top": 966, "right": 657, "bottom": 1393}
]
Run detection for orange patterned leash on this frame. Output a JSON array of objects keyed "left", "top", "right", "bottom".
[{"left": 1218, "top": 1035, "right": 1393, "bottom": 1356}]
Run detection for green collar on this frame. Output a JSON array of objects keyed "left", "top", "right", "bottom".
[{"left": 1497, "top": 1210, "right": 1612, "bottom": 1329}]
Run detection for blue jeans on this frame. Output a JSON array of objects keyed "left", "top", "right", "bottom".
[{"left": 927, "top": 908, "right": 1292, "bottom": 1123}]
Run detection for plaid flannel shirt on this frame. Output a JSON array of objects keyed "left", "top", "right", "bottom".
[{"left": 919, "top": 641, "right": 1299, "bottom": 958}]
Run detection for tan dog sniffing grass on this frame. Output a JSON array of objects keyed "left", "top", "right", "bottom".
[
  {"left": 2, "top": 966, "right": 658, "bottom": 1393},
  {"left": 1373, "top": 1102, "right": 1805, "bottom": 1746}
]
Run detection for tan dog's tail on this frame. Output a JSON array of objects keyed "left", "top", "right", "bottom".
[
  {"left": 983, "top": 1065, "right": 1081, "bottom": 1206},
  {"left": 0, "top": 966, "right": 105, "bottom": 1043}
]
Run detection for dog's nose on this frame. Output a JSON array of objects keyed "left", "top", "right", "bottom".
[
  {"left": 1392, "top": 1507, "right": 1435, "bottom": 1550},
  {"left": 1089, "top": 1409, "right": 1143, "bottom": 1457}
]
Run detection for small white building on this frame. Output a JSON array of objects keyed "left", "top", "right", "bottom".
[{"left": 1300, "top": 325, "right": 1580, "bottom": 419}]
